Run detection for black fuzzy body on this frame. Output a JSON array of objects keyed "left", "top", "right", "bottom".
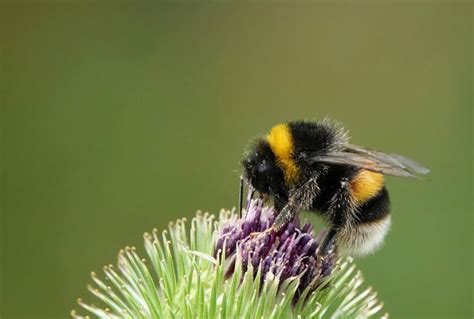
[{"left": 242, "top": 120, "right": 391, "bottom": 229}]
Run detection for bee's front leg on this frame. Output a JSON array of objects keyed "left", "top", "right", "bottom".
[
  {"left": 272, "top": 176, "right": 320, "bottom": 231},
  {"left": 272, "top": 203, "right": 297, "bottom": 231}
]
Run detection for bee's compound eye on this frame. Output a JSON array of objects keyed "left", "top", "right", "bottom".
[
  {"left": 252, "top": 160, "right": 271, "bottom": 193},
  {"left": 257, "top": 160, "right": 270, "bottom": 174}
]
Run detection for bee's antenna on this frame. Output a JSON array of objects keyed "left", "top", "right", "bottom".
[{"left": 238, "top": 175, "right": 244, "bottom": 217}]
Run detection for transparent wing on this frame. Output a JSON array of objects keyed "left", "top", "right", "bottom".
[{"left": 309, "top": 143, "right": 430, "bottom": 178}]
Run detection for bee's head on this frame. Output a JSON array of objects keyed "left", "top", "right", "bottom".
[{"left": 242, "top": 140, "right": 286, "bottom": 198}]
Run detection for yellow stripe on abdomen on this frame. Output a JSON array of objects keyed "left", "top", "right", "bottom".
[
  {"left": 349, "top": 170, "right": 384, "bottom": 204},
  {"left": 266, "top": 124, "right": 300, "bottom": 185}
]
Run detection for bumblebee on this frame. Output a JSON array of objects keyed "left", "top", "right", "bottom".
[{"left": 242, "top": 119, "right": 429, "bottom": 258}]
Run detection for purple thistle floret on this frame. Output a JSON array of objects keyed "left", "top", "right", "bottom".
[{"left": 215, "top": 199, "right": 335, "bottom": 296}]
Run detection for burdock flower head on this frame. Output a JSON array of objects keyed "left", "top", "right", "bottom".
[{"left": 73, "top": 199, "right": 386, "bottom": 318}]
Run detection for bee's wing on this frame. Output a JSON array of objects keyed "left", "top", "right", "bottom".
[{"left": 309, "top": 143, "right": 430, "bottom": 178}]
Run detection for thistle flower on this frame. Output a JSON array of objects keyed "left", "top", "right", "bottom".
[{"left": 72, "top": 199, "right": 387, "bottom": 318}]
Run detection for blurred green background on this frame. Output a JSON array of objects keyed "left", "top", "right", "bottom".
[{"left": 1, "top": 2, "right": 472, "bottom": 318}]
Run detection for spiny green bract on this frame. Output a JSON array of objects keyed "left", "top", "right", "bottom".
[{"left": 72, "top": 208, "right": 386, "bottom": 319}]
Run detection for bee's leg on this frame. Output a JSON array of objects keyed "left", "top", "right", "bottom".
[
  {"left": 272, "top": 204, "right": 297, "bottom": 232},
  {"left": 248, "top": 176, "right": 319, "bottom": 239},
  {"left": 272, "top": 176, "right": 320, "bottom": 231},
  {"left": 317, "top": 228, "right": 338, "bottom": 257},
  {"left": 274, "top": 196, "right": 286, "bottom": 213},
  {"left": 317, "top": 178, "right": 354, "bottom": 259}
]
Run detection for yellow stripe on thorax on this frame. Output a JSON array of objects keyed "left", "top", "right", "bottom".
[
  {"left": 349, "top": 170, "right": 384, "bottom": 204},
  {"left": 266, "top": 124, "right": 300, "bottom": 184}
]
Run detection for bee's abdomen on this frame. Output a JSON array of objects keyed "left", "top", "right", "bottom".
[
  {"left": 338, "top": 187, "right": 391, "bottom": 256},
  {"left": 347, "top": 169, "right": 389, "bottom": 224},
  {"left": 349, "top": 170, "right": 385, "bottom": 205},
  {"left": 353, "top": 185, "right": 390, "bottom": 224}
]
